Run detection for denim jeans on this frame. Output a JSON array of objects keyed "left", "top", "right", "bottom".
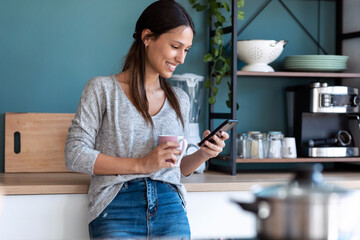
[{"left": 89, "top": 178, "right": 190, "bottom": 239}]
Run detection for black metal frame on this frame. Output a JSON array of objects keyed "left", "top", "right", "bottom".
[
  {"left": 336, "top": 0, "right": 360, "bottom": 54},
  {"left": 207, "top": 0, "right": 354, "bottom": 175},
  {"left": 208, "top": 0, "right": 238, "bottom": 175},
  {"left": 224, "top": 0, "right": 333, "bottom": 54}
]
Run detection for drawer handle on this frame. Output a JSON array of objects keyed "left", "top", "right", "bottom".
[{"left": 14, "top": 131, "right": 21, "bottom": 154}]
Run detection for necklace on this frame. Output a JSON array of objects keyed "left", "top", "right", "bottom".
[{"left": 146, "top": 87, "right": 161, "bottom": 94}]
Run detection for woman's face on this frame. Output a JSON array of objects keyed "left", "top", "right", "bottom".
[{"left": 144, "top": 25, "right": 193, "bottom": 79}]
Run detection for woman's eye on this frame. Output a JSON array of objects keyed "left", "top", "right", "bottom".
[{"left": 171, "top": 45, "right": 190, "bottom": 53}]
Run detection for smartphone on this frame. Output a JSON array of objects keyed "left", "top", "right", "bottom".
[{"left": 198, "top": 119, "right": 238, "bottom": 147}]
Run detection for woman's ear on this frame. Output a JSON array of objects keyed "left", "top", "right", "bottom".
[{"left": 141, "top": 29, "right": 152, "bottom": 47}]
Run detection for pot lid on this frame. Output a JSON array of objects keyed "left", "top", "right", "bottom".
[{"left": 254, "top": 164, "right": 350, "bottom": 200}]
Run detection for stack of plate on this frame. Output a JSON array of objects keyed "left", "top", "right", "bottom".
[{"left": 283, "top": 55, "right": 349, "bottom": 72}]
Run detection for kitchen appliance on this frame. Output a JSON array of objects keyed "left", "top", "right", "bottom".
[
  {"left": 286, "top": 82, "right": 360, "bottom": 157},
  {"left": 237, "top": 40, "right": 287, "bottom": 72},
  {"left": 170, "top": 73, "right": 205, "bottom": 172},
  {"left": 232, "top": 164, "right": 360, "bottom": 240}
]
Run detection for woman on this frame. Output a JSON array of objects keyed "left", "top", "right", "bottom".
[{"left": 65, "top": 0, "right": 229, "bottom": 239}]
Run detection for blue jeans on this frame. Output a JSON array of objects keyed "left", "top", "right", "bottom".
[{"left": 89, "top": 178, "right": 190, "bottom": 239}]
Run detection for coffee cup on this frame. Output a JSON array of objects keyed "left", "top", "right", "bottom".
[
  {"left": 158, "top": 135, "right": 188, "bottom": 166},
  {"left": 282, "top": 137, "right": 297, "bottom": 158}
]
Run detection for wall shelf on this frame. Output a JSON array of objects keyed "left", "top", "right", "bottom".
[
  {"left": 208, "top": 1, "right": 360, "bottom": 175},
  {"left": 216, "top": 155, "right": 360, "bottom": 163},
  {"left": 237, "top": 71, "right": 360, "bottom": 78}
]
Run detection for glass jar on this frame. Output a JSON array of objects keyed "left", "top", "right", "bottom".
[
  {"left": 236, "top": 133, "right": 247, "bottom": 158},
  {"left": 267, "top": 131, "right": 284, "bottom": 158},
  {"left": 246, "top": 131, "right": 260, "bottom": 158},
  {"left": 247, "top": 132, "right": 265, "bottom": 159}
]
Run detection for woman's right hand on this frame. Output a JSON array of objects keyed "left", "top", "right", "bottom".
[{"left": 138, "top": 141, "right": 181, "bottom": 174}]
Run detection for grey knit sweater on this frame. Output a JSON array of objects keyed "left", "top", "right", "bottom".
[{"left": 65, "top": 75, "right": 190, "bottom": 223}]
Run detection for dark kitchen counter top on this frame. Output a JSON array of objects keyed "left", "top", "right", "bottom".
[{"left": 1, "top": 170, "right": 360, "bottom": 195}]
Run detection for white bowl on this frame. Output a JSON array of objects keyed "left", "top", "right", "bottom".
[{"left": 237, "top": 40, "right": 287, "bottom": 72}]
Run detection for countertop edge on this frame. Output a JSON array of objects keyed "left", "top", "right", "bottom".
[{"left": 2, "top": 171, "right": 360, "bottom": 195}]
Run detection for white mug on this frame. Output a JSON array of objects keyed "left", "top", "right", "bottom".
[
  {"left": 282, "top": 137, "right": 297, "bottom": 158},
  {"left": 158, "top": 135, "right": 188, "bottom": 166}
]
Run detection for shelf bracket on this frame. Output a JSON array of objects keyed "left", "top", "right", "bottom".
[
  {"left": 278, "top": 0, "right": 328, "bottom": 54},
  {"left": 225, "top": 0, "right": 332, "bottom": 55}
]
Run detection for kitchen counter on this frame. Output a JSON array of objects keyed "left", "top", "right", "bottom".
[{"left": 2, "top": 170, "right": 360, "bottom": 195}]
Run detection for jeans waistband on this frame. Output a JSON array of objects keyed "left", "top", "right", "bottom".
[{"left": 123, "top": 177, "right": 153, "bottom": 189}]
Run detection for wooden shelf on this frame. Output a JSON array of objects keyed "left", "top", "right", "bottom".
[
  {"left": 217, "top": 155, "right": 360, "bottom": 163},
  {"left": 237, "top": 71, "right": 360, "bottom": 78}
]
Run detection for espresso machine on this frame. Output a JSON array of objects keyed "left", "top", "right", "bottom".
[{"left": 287, "top": 82, "right": 360, "bottom": 157}]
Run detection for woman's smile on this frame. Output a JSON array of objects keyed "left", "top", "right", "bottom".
[{"left": 166, "top": 62, "right": 177, "bottom": 72}]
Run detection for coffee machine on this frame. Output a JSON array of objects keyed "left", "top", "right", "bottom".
[{"left": 287, "top": 82, "right": 360, "bottom": 157}]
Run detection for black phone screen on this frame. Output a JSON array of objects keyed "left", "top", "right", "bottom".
[{"left": 198, "top": 119, "right": 238, "bottom": 147}]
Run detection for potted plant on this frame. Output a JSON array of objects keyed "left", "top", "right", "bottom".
[{"left": 189, "top": 0, "right": 244, "bottom": 108}]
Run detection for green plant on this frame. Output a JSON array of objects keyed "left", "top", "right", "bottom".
[{"left": 189, "top": 0, "right": 244, "bottom": 108}]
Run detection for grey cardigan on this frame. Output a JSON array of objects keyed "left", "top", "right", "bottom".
[{"left": 65, "top": 75, "right": 190, "bottom": 223}]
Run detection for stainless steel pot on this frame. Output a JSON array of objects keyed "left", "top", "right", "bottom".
[{"left": 232, "top": 164, "right": 360, "bottom": 240}]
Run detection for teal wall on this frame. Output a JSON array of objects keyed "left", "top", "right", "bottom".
[
  {"left": 0, "top": 0, "right": 207, "bottom": 172},
  {"left": 0, "top": 0, "right": 335, "bottom": 172}
]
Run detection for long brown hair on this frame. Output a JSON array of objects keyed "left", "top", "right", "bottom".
[{"left": 122, "top": 0, "right": 195, "bottom": 127}]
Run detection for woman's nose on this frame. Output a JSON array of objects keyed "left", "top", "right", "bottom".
[{"left": 175, "top": 51, "right": 186, "bottom": 64}]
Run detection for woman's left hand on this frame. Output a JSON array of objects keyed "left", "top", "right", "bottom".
[
  {"left": 179, "top": 130, "right": 229, "bottom": 176},
  {"left": 198, "top": 130, "right": 229, "bottom": 159}
]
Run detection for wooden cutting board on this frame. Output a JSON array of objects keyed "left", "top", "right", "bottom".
[{"left": 5, "top": 113, "right": 75, "bottom": 173}]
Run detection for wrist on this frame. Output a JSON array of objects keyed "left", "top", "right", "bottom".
[
  {"left": 135, "top": 157, "right": 146, "bottom": 174},
  {"left": 196, "top": 148, "right": 211, "bottom": 162}
]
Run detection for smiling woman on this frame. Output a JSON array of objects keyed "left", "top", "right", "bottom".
[
  {"left": 64, "top": 0, "right": 229, "bottom": 239},
  {"left": 144, "top": 26, "right": 193, "bottom": 79}
]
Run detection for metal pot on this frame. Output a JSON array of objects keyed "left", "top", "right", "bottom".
[{"left": 232, "top": 164, "right": 360, "bottom": 240}]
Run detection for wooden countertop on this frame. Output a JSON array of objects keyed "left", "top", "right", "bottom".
[{"left": 1, "top": 170, "right": 360, "bottom": 195}]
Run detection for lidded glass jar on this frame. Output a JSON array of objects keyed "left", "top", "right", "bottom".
[
  {"left": 236, "top": 133, "right": 247, "bottom": 158},
  {"left": 267, "top": 131, "right": 284, "bottom": 158},
  {"left": 247, "top": 132, "right": 265, "bottom": 159}
]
